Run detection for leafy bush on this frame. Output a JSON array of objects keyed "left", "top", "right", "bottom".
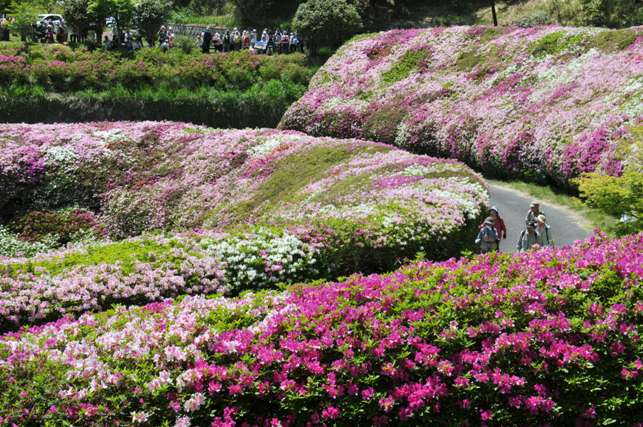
[
  {"left": 174, "top": 33, "right": 196, "bottom": 54},
  {"left": 576, "top": 172, "right": 642, "bottom": 235},
  {"left": 0, "top": 233, "right": 641, "bottom": 425},
  {"left": 0, "top": 226, "right": 57, "bottom": 258},
  {"left": 8, "top": 208, "right": 102, "bottom": 245},
  {"left": 233, "top": 0, "right": 300, "bottom": 27},
  {"left": 293, "top": 0, "right": 362, "bottom": 55}
]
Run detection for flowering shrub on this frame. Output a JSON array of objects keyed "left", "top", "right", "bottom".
[
  {"left": 8, "top": 208, "right": 103, "bottom": 245},
  {"left": 0, "top": 226, "right": 58, "bottom": 258},
  {"left": 0, "top": 122, "right": 486, "bottom": 328},
  {"left": 280, "top": 26, "right": 643, "bottom": 186},
  {"left": 0, "top": 233, "right": 640, "bottom": 425}
]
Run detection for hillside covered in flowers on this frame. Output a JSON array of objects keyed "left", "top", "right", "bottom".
[
  {"left": 1, "top": 232, "right": 641, "bottom": 425},
  {"left": 281, "top": 26, "right": 642, "bottom": 186},
  {"left": 0, "top": 122, "right": 487, "bottom": 330}
]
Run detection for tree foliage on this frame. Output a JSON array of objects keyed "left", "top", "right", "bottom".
[
  {"left": 576, "top": 172, "right": 643, "bottom": 235},
  {"left": 134, "top": 0, "right": 172, "bottom": 46},
  {"left": 233, "top": 0, "right": 300, "bottom": 27},
  {"left": 8, "top": 1, "right": 37, "bottom": 41},
  {"left": 0, "top": 0, "right": 10, "bottom": 14},
  {"left": 293, "top": 0, "right": 362, "bottom": 55},
  {"left": 61, "top": 0, "right": 91, "bottom": 38}
]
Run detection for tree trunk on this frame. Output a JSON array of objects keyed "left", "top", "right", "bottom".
[{"left": 490, "top": 0, "right": 498, "bottom": 26}]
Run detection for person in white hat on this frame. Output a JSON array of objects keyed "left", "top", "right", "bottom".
[
  {"left": 526, "top": 201, "right": 545, "bottom": 225},
  {"left": 476, "top": 216, "right": 499, "bottom": 254}
]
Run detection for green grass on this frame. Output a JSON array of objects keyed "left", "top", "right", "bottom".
[
  {"left": 475, "top": 0, "right": 553, "bottom": 26},
  {"left": 381, "top": 49, "right": 430, "bottom": 85},
  {"left": 226, "top": 145, "right": 385, "bottom": 224},
  {"left": 529, "top": 31, "right": 588, "bottom": 57},
  {"left": 591, "top": 29, "right": 637, "bottom": 52},
  {"left": 488, "top": 179, "right": 618, "bottom": 233},
  {"left": 172, "top": 14, "right": 237, "bottom": 27},
  {"left": 2, "top": 237, "right": 183, "bottom": 277},
  {"left": 455, "top": 50, "right": 484, "bottom": 72}
]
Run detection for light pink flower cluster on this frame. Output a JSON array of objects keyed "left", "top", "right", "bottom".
[{"left": 280, "top": 26, "right": 643, "bottom": 185}]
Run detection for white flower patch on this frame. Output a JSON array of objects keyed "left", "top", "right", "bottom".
[
  {"left": 206, "top": 230, "right": 319, "bottom": 291},
  {"left": 402, "top": 163, "right": 463, "bottom": 177},
  {"left": 248, "top": 137, "right": 287, "bottom": 158},
  {"left": 44, "top": 145, "right": 78, "bottom": 166},
  {"left": 92, "top": 129, "right": 126, "bottom": 143}
]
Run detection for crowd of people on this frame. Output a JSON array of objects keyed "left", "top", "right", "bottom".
[
  {"left": 475, "top": 201, "right": 554, "bottom": 253},
  {"left": 34, "top": 21, "right": 67, "bottom": 44},
  {"left": 185, "top": 26, "right": 303, "bottom": 54}
]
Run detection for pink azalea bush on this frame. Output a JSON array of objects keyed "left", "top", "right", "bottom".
[
  {"left": 0, "top": 122, "right": 487, "bottom": 329},
  {"left": 280, "top": 26, "right": 643, "bottom": 185},
  {"left": 0, "top": 232, "right": 641, "bottom": 425}
]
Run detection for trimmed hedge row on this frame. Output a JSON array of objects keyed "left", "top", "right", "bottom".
[{"left": 0, "top": 45, "right": 315, "bottom": 128}]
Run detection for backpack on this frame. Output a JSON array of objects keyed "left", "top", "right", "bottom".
[{"left": 482, "top": 226, "right": 497, "bottom": 243}]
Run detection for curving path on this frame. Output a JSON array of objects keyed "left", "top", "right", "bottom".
[{"left": 487, "top": 183, "right": 591, "bottom": 253}]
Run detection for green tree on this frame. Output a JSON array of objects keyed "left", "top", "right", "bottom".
[
  {"left": 9, "top": 1, "right": 37, "bottom": 41},
  {"left": 0, "top": 0, "right": 10, "bottom": 14},
  {"left": 134, "top": 0, "right": 171, "bottom": 46},
  {"left": 62, "top": 0, "right": 91, "bottom": 39},
  {"left": 90, "top": 0, "right": 134, "bottom": 40},
  {"left": 234, "top": 0, "right": 300, "bottom": 27},
  {"left": 293, "top": 0, "right": 362, "bottom": 56},
  {"left": 576, "top": 172, "right": 643, "bottom": 235}
]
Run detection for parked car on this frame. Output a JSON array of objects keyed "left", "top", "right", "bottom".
[{"left": 36, "top": 14, "right": 65, "bottom": 26}]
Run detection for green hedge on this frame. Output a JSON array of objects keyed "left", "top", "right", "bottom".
[{"left": 0, "top": 45, "right": 315, "bottom": 127}]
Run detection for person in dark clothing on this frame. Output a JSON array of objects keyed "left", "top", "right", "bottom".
[
  {"left": 158, "top": 25, "right": 169, "bottom": 51},
  {"left": 223, "top": 31, "right": 230, "bottom": 52},
  {"left": 266, "top": 33, "right": 275, "bottom": 55},
  {"left": 202, "top": 27, "right": 212, "bottom": 53}
]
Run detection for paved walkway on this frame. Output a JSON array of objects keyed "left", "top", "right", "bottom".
[{"left": 487, "top": 183, "right": 591, "bottom": 253}]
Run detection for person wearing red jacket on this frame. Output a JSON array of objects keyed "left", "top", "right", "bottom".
[{"left": 479, "top": 206, "right": 506, "bottom": 251}]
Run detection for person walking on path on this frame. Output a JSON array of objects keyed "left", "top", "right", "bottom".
[
  {"left": 536, "top": 214, "right": 554, "bottom": 247},
  {"left": 526, "top": 201, "right": 545, "bottom": 225},
  {"left": 479, "top": 206, "right": 506, "bottom": 251},
  {"left": 517, "top": 221, "right": 541, "bottom": 252},
  {"left": 476, "top": 217, "right": 499, "bottom": 254}
]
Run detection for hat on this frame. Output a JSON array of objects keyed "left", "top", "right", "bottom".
[
  {"left": 537, "top": 214, "right": 546, "bottom": 223},
  {"left": 484, "top": 216, "right": 494, "bottom": 225},
  {"left": 489, "top": 206, "right": 498, "bottom": 214},
  {"left": 530, "top": 201, "right": 539, "bottom": 208}
]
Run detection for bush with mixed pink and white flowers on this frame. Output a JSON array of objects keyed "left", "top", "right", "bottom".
[
  {"left": 0, "top": 122, "right": 487, "bottom": 329},
  {"left": 0, "top": 232, "right": 640, "bottom": 426},
  {"left": 280, "top": 26, "right": 643, "bottom": 186}
]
